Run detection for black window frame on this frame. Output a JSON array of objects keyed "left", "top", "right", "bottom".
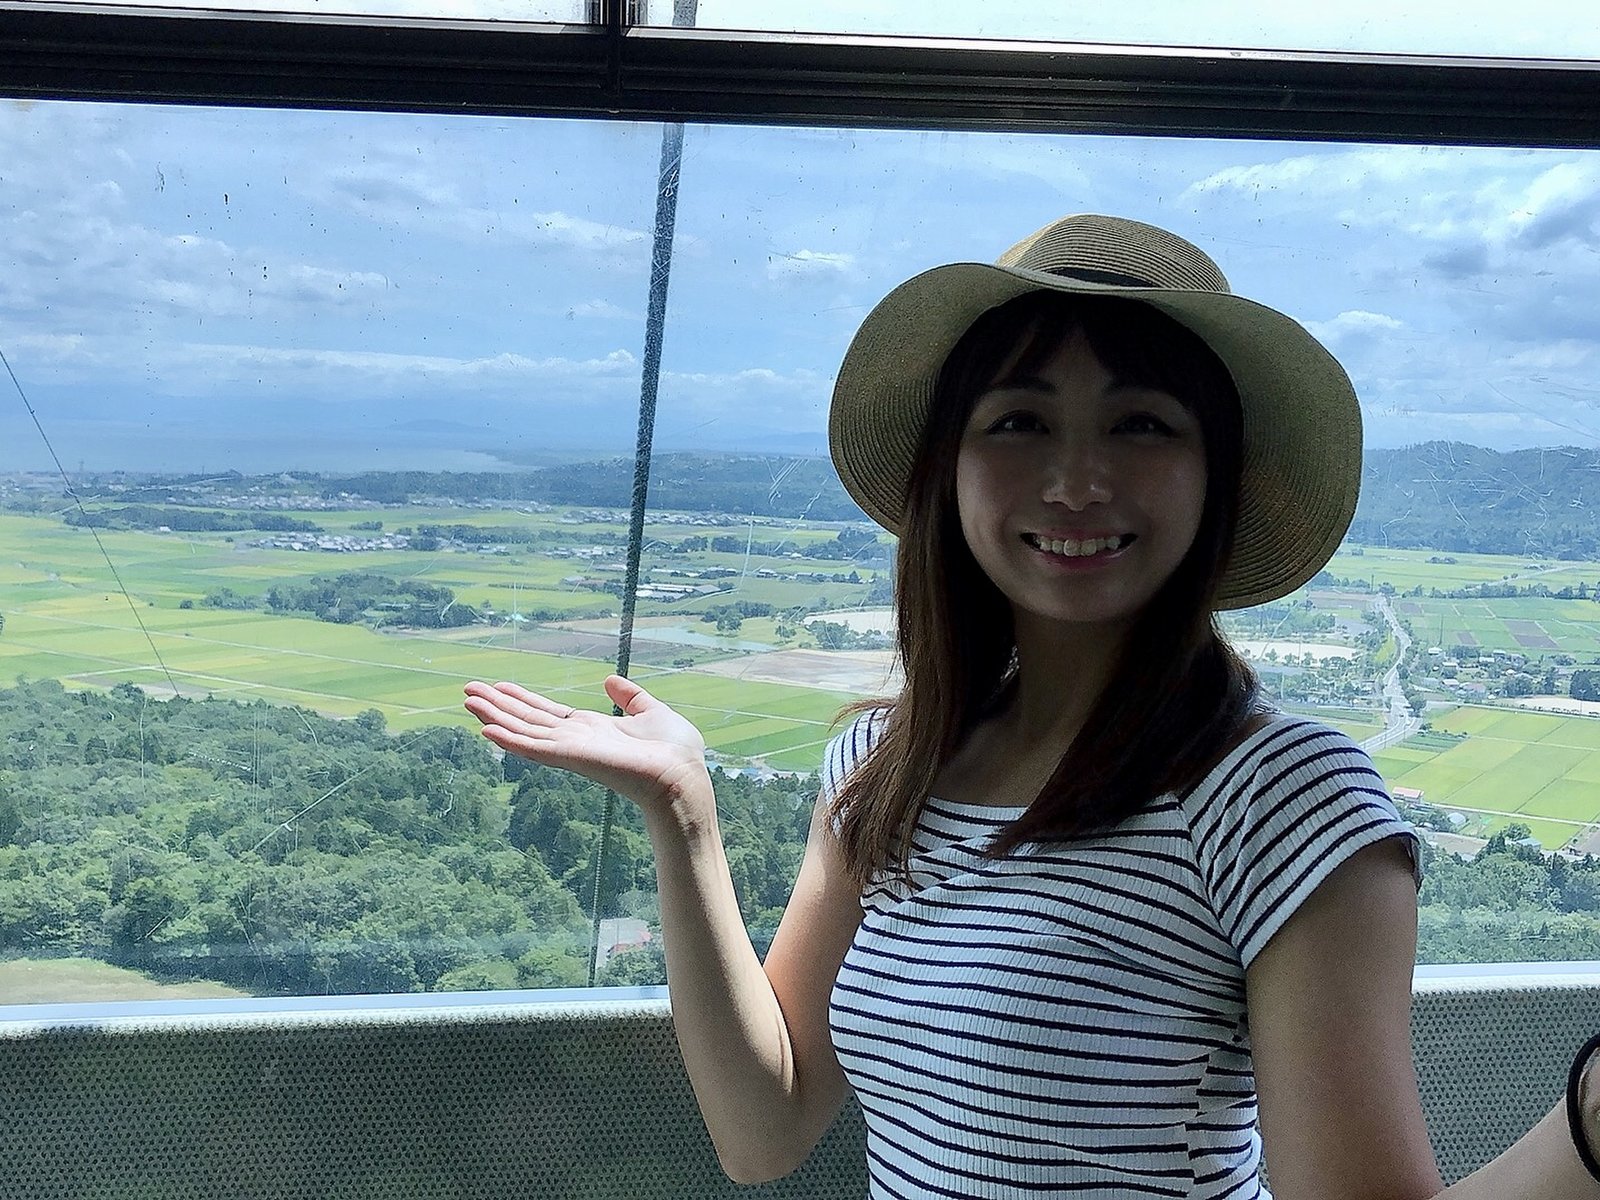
[{"left": 2, "top": 2, "right": 1599, "bottom": 148}]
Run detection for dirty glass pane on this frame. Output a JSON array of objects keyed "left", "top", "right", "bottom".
[
  {"left": 4, "top": 97, "right": 1599, "bottom": 1010},
  {"left": 0, "top": 100, "right": 656, "bottom": 1003},
  {"left": 653, "top": 0, "right": 1600, "bottom": 60}
]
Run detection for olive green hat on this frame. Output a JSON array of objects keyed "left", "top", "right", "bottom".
[{"left": 828, "top": 213, "right": 1362, "bottom": 610}]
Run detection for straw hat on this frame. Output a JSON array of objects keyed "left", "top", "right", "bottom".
[{"left": 828, "top": 213, "right": 1362, "bottom": 610}]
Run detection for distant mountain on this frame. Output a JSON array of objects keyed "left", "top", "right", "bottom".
[
  {"left": 122, "top": 440, "right": 1600, "bottom": 557},
  {"left": 1354, "top": 442, "right": 1600, "bottom": 558},
  {"left": 313, "top": 452, "right": 870, "bottom": 522}
]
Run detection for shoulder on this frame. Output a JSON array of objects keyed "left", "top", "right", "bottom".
[
  {"left": 1182, "top": 710, "right": 1422, "bottom": 966},
  {"left": 819, "top": 705, "right": 892, "bottom": 800},
  {"left": 1188, "top": 710, "right": 1384, "bottom": 811}
]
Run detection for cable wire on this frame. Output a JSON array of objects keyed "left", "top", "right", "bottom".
[
  {"left": 587, "top": 0, "right": 698, "bottom": 988},
  {"left": 0, "top": 342, "right": 183, "bottom": 697}
]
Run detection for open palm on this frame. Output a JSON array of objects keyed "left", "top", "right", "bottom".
[{"left": 463, "top": 675, "right": 708, "bottom": 813}]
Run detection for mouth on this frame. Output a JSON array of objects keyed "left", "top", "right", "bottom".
[{"left": 1023, "top": 532, "right": 1136, "bottom": 559}]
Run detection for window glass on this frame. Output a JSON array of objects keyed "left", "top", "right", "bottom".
[
  {"left": 4, "top": 100, "right": 1598, "bottom": 1008},
  {"left": 0, "top": 99, "right": 659, "bottom": 1002},
  {"left": 654, "top": 1, "right": 1600, "bottom": 60}
]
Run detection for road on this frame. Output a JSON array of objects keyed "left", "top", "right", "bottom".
[{"left": 1360, "top": 593, "right": 1423, "bottom": 754}]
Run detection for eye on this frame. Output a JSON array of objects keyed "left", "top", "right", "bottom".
[
  {"left": 1113, "top": 411, "right": 1177, "bottom": 436},
  {"left": 985, "top": 410, "right": 1045, "bottom": 435}
]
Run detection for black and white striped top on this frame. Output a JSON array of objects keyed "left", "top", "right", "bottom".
[{"left": 824, "top": 708, "right": 1421, "bottom": 1200}]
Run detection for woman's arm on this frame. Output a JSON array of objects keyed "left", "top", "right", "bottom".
[
  {"left": 1249, "top": 837, "right": 1600, "bottom": 1200},
  {"left": 464, "top": 676, "right": 862, "bottom": 1183},
  {"left": 650, "top": 771, "right": 865, "bottom": 1182}
]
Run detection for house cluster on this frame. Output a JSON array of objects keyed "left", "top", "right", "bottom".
[{"left": 249, "top": 532, "right": 411, "bottom": 553}]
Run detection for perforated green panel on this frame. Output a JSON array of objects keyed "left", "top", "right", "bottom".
[
  {"left": 0, "top": 1000, "right": 865, "bottom": 1200},
  {"left": 2, "top": 981, "right": 1597, "bottom": 1198},
  {"left": 1409, "top": 977, "right": 1600, "bottom": 1185}
]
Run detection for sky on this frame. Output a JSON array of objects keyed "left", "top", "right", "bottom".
[{"left": 2, "top": 7, "right": 1600, "bottom": 474}]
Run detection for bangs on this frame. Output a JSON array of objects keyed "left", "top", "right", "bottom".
[{"left": 945, "top": 290, "right": 1238, "bottom": 425}]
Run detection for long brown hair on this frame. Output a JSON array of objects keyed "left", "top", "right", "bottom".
[{"left": 830, "top": 292, "right": 1262, "bottom": 887}]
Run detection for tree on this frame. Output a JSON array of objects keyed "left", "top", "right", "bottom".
[
  {"left": 596, "top": 942, "right": 666, "bottom": 987},
  {"left": 0, "top": 781, "right": 19, "bottom": 846}
]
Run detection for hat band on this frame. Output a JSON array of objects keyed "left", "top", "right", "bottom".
[{"left": 1042, "top": 266, "right": 1157, "bottom": 287}]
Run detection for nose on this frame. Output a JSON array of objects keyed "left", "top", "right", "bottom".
[{"left": 1040, "top": 442, "right": 1112, "bottom": 509}]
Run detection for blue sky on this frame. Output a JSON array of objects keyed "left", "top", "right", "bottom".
[{"left": 2, "top": 73, "right": 1599, "bottom": 472}]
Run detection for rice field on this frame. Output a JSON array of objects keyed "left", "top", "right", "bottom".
[
  {"left": 0, "top": 512, "right": 862, "bottom": 770},
  {"left": 1324, "top": 545, "right": 1600, "bottom": 593},
  {"left": 14, "top": 506, "right": 1600, "bottom": 790},
  {"left": 1402, "top": 596, "right": 1600, "bottom": 658},
  {"left": 1372, "top": 705, "right": 1600, "bottom": 849}
]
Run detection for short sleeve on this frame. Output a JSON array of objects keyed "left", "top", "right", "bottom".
[
  {"left": 819, "top": 707, "right": 888, "bottom": 804},
  {"left": 1183, "top": 717, "right": 1423, "bottom": 970}
]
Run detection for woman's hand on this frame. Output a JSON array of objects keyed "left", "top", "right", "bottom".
[{"left": 463, "top": 675, "right": 710, "bottom": 816}]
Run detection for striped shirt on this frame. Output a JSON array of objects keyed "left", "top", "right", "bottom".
[{"left": 824, "top": 709, "right": 1421, "bottom": 1200}]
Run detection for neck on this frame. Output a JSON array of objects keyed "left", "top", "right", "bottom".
[{"left": 1003, "top": 612, "right": 1128, "bottom": 744}]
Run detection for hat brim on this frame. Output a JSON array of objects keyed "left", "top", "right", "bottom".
[{"left": 829, "top": 262, "right": 1361, "bottom": 610}]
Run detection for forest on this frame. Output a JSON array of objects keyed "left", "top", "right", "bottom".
[
  {"left": 298, "top": 452, "right": 869, "bottom": 520},
  {"left": 201, "top": 572, "right": 483, "bottom": 629},
  {"left": 0, "top": 680, "right": 811, "bottom": 995},
  {"left": 1353, "top": 442, "right": 1600, "bottom": 558},
  {"left": 64, "top": 505, "right": 322, "bottom": 534}
]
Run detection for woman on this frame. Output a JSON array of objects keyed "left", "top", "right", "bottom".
[{"left": 465, "top": 214, "right": 1600, "bottom": 1199}]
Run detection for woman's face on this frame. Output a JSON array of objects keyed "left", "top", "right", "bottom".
[{"left": 955, "top": 329, "right": 1209, "bottom": 638}]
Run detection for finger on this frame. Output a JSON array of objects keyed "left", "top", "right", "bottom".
[
  {"left": 604, "top": 673, "right": 654, "bottom": 715},
  {"left": 492, "top": 680, "right": 590, "bottom": 720},
  {"left": 477, "top": 722, "right": 549, "bottom": 756},
  {"left": 464, "top": 691, "right": 562, "bottom": 733},
  {"left": 480, "top": 681, "right": 581, "bottom": 724}
]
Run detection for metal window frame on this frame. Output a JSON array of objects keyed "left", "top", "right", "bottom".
[{"left": 2, "top": 3, "right": 1599, "bottom": 148}]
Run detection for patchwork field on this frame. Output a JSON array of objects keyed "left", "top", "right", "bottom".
[
  {"left": 0, "top": 511, "right": 867, "bottom": 772},
  {"left": 1406, "top": 596, "right": 1600, "bottom": 659},
  {"left": 1373, "top": 705, "right": 1600, "bottom": 849},
  {"left": 1324, "top": 545, "right": 1600, "bottom": 594}
]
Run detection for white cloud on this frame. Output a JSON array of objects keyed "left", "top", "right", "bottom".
[
  {"left": 1307, "top": 310, "right": 1406, "bottom": 341},
  {"left": 661, "top": 365, "right": 831, "bottom": 435},
  {"left": 315, "top": 163, "right": 651, "bottom": 260},
  {"left": 565, "top": 299, "right": 635, "bottom": 320},
  {"left": 10, "top": 334, "right": 640, "bottom": 401}
]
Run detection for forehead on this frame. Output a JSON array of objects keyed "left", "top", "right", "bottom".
[{"left": 971, "top": 334, "right": 1186, "bottom": 406}]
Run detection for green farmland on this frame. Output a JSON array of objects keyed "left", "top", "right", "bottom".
[
  {"left": 1397, "top": 596, "right": 1600, "bottom": 658},
  {"left": 1373, "top": 705, "right": 1600, "bottom": 849},
  {"left": 14, "top": 499, "right": 1600, "bottom": 792},
  {"left": 0, "top": 511, "right": 865, "bottom": 772},
  {"left": 1325, "top": 544, "right": 1600, "bottom": 594}
]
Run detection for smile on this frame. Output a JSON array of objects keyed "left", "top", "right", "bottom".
[{"left": 1023, "top": 532, "right": 1135, "bottom": 558}]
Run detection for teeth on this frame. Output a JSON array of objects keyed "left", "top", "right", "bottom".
[{"left": 1029, "top": 533, "right": 1127, "bottom": 557}]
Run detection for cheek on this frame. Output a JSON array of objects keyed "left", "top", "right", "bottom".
[
  {"left": 953, "top": 454, "right": 986, "bottom": 536},
  {"left": 1175, "top": 460, "right": 1209, "bottom": 542}
]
